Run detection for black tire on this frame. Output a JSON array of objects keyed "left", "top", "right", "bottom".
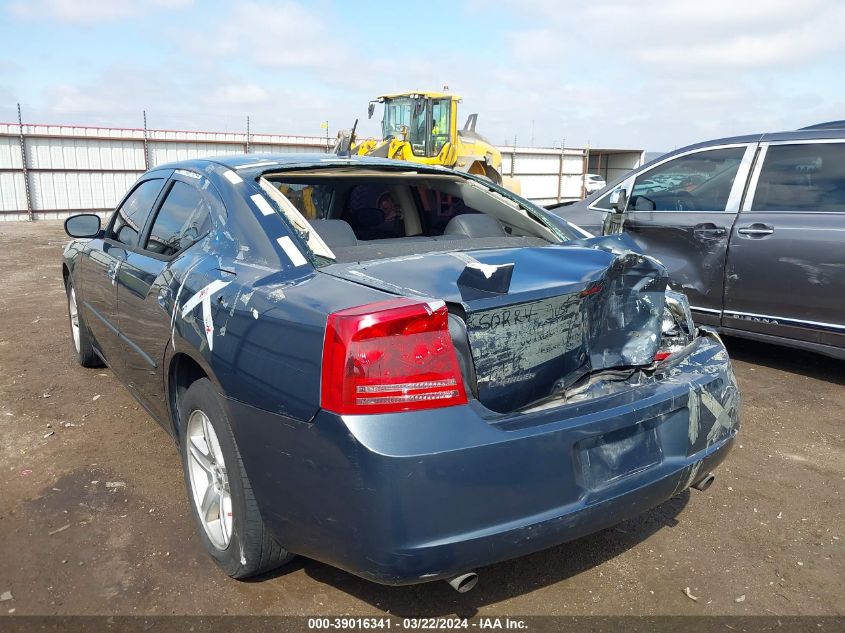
[
  {"left": 179, "top": 378, "right": 294, "bottom": 578},
  {"left": 65, "top": 279, "right": 103, "bottom": 368}
]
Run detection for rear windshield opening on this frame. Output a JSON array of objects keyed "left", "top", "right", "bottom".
[
  {"left": 259, "top": 170, "right": 568, "bottom": 265},
  {"left": 339, "top": 181, "right": 483, "bottom": 240}
]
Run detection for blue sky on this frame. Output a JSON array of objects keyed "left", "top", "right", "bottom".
[{"left": 1, "top": 0, "right": 844, "bottom": 151}]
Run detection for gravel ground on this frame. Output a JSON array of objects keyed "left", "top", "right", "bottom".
[{"left": 0, "top": 221, "right": 842, "bottom": 618}]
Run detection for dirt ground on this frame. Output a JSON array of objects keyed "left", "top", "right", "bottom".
[{"left": 0, "top": 221, "right": 842, "bottom": 618}]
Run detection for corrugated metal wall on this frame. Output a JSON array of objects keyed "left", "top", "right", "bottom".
[
  {"left": 0, "top": 135, "right": 27, "bottom": 213},
  {"left": 588, "top": 150, "right": 645, "bottom": 184},
  {"left": 0, "top": 122, "right": 642, "bottom": 220},
  {"left": 0, "top": 122, "right": 328, "bottom": 220},
  {"left": 27, "top": 137, "right": 143, "bottom": 170},
  {"left": 499, "top": 147, "right": 596, "bottom": 204}
]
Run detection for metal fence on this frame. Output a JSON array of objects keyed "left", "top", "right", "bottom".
[
  {"left": 0, "top": 120, "right": 328, "bottom": 221},
  {"left": 501, "top": 147, "right": 592, "bottom": 205},
  {"left": 500, "top": 147, "right": 644, "bottom": 205},
  {"left": 0, "top": 118, "right": 643, "bottom": 220}
]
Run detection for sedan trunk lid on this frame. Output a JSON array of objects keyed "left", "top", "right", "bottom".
[{"left": 321, "top": 242, "right": 668, "bottom": 412}]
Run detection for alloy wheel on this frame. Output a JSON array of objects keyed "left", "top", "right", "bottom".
[
  {"left": 186, "top": 409, "right": 233, "bottom": 550},
  {"left": 68, "top": 287, "right": 80, "bottom": 353}
]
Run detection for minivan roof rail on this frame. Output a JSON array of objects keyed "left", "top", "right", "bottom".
[{"left": 798, "top": 120, "right": 845, "bottom": 130}]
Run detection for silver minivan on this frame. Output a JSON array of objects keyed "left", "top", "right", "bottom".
[{"left": 553, "top": 121, "right": 845, "bottom": 359}]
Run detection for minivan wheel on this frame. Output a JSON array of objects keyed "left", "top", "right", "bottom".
[
  {"left": 179, "top": 378, "right": 294, "bottom": 578},
  {"left": 66, "top": 281, "right": 102, "bottom": 367}
]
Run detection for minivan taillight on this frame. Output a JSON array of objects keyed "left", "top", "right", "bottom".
[{"left": 321, "top": 298, "right": 468, "bottom": 415}]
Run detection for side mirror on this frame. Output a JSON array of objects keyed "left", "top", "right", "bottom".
[
  {"left": 602, "top": 188, "right": 628, "bottom": 236},
  {"left": 64, "top": 213, "right": 101, "bottom": 238},
  {"left": 609, "top": 188, "right": 628, "bottom": 212},
  {"left": 367, "top": 102, "right": 375, "bottom": 120}
]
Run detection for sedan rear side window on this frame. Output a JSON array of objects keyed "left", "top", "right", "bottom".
[
  {"left": 145, "top": 181, "right": 213, "bottom": 257},
  {"left": 110, "top": 179, "right": 164, "bottom": 247},
  {"left": 628, "top": 147, "right": 745, "bottom": 212},
  {"left": 751, "top": 143, "right": 845, "bottom": 212}
]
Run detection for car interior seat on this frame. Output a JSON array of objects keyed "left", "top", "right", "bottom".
[
  {"left": 308, "top": 219, "right": 358, "bottom": 248},
  {"left": 443, "top": 214, "right": 507, "bottom": 238}
]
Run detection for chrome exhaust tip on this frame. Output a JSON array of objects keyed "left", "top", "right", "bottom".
[
  {"left": 692, "top": 472, "right": 715, "bottom": 491},
  {"left": 446, "top": 572, "right": 478, "bottom": 593}
]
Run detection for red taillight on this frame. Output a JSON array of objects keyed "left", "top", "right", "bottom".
[
  {"left": 654, "top": 350, "right": 672, "bottom": 362},
  {"left": 579, "top": 283, "right": 603, "bottom": 297},
  {"left": 321, "top": 298, "right": 469, "bottom": 415}
]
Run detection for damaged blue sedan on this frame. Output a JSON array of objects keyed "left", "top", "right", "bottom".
[{"left": 61, "top": 154, "right": 740, "bottom": 591}]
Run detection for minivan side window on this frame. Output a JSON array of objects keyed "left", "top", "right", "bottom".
[
  {"left": 592, "top": 189, "right": 617, "bottom": 211},
  {"left": 145, "top": 181, "right": 213, "bottom": 257},
  {"left": 110, "top": 179, "right": 164, "bottom": 248},
  {"left": 751, "top": 143, "right": 845, "bottom": 212},
  {"left": 628, "top": 147, "right": 746, "bottom": 212}
]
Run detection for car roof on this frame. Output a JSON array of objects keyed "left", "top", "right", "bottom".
[
  {"left": 578, "top": 123, "right": 845, "bottom": 204},
  {"left": 798, "top": 120, "right": 845, "bottom": 131},
  {"left": 152, "top": 153, "right": 457, "bottom": 175},
  {"left": 665, "top": 124, "right": 845, "bottom": 157}
]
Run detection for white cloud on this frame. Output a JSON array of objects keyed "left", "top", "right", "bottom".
[
  {"left": 34, "top": 64, "right": 206, "bottom": 127},
  {"left": 8, "top": 0, "right": 845, "bottom": 151},
  {"left": 0, "top": 85, "right": 15, "bottom": 110},
  {"left": 505, "top": 0, "right": 845, "bottom": 72},
  {"left": 205, "top": 83, "right": 270, "bottom": 107},
  {"left": 490, "top": 0, "right": 845, "bottom": 148},
  {"left": 48, "top": 83, "right": 122, "bottom": 115},
  {"left": 505, "top": 29, "right": 565, "bottom": 65},
  {"left": 182, "top": 2, "right": 343, "bottom": 69},
  {"left": 634, "top": 9, "right": 845, "bottom": 70},
  {"left": 7, "top": 0, "right": 193, "bottom": 23},
  {"left": 0, "top": 58, "right": 22, "bottom": 74},
  {"left": 18, "top": 62, "right": 337, "bottom": 136}
]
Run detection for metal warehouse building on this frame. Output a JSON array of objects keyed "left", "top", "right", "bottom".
[{"left": 0, "top": 121, "right": 643, "bottom": 220}]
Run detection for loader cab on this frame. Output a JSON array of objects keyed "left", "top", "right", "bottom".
[{"left": 375, "top": 93, "right": 457, "bottom": 159}]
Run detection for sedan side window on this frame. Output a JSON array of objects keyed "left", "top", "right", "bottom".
[
  {"left": 629, "top": 147, "right": 746, "bottom": 212},
  {"left": 145, "top": 181, "right": 213, "bottom": 257},
  {"left": 751, "top": 143, "right": 845, "bottom": 212},
  {"left": 110, "top": 179, "right": 164, "bottom": 248},
  {"left": 275, "top": 182, "right": 333, "bottom": 219}
]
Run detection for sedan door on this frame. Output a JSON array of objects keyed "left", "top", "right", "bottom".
[
  {"left": 723, "top": 140, "right": 845, "bottom": 351},
  {"left": 117, "top": 172, "right": 220, "bottom": 421},
  {"left": 74, "top": 177, "right": 166, "bottom": 367},
  {"left": 619, "top": 145, "right": 756, "bottom": 326}
]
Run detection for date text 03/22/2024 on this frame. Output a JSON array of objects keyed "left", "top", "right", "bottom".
[{"left": 307, "top": 617, "right": 529, "bottom": 630}]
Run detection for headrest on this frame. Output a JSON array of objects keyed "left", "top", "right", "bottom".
[
  {"left": 308, "top": 219, "right": 358, "bottom": 247},
  {"left": 443, "top": 213, "right": 506, "bottom": 238},
  {"left": 352, "top": 207, "right": 385, "bottom": 229}
]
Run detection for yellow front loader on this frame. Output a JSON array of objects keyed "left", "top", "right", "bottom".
[{"left": 336, "top": 91, "right": 518, "bottom": 192}]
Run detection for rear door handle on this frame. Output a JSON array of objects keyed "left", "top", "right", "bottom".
[
  {"left": 693, "top": 222, "right": 727, "bottom": 238},
  {"left": 107, "top": 261, "right": 120, "bottom": 285},
  {"left": 157, "top": 287, "right": 172, "bottom": 309},
  {"left": 737, "top": 223, "right": 774, "bottom": 237}
]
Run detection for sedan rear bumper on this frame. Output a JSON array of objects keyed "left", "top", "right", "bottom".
[{"left": 225, "top": 335, "right": 739, "bottom": 585}]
